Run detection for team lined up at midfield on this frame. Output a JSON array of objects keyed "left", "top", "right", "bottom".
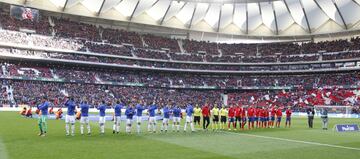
[{"left": 34, "top": 96, "right": 292, "bottom": 137}]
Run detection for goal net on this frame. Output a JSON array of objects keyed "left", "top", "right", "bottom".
[{"left": 314, "top": 105, "right": 353, "bottom": 118}]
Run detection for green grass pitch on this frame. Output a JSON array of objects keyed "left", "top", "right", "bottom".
[{"left": 0, "top": 112, "right": 359, "bottom": 159}]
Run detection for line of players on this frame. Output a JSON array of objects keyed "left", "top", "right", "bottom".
[
  {"left": 34, "top": 97, "right": 292, "bottom": 136},
  {"left": 197, "top": 104, "right": 293, "bottom": 131}
]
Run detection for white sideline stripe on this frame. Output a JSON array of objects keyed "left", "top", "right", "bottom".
[{"left": 223, "top": 131, "right": 360, "bottom": 151}]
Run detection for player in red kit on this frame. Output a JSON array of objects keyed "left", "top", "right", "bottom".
[
  {"left": 227, "top": 105, "right": 236, "bottom": 130},
  {"left": 276, "top": 108, "right": 283, "bottom": 128},
  {"left": 285, "top": 107, "right": 292, "bottom": 128},
  {"left": 264, "top": 107, "right": 270, "bottom": 128},
  {"left": 269, "top": 106, "right": 276, "bottom": 128},
  {"left": 234, "top": 105, "right": 242, "bottom": 130},
  {"left": 259, "top": 107, "right": 266, "bottom": 128},
  {"left": 255, "top": 107, "right": 261, "bottom": 128},
  {"left": 241, "top": 106, "right": 247, "bottom": 129},
  {"left": 247, "top": 106, "right": 255, "bottom": 129}
]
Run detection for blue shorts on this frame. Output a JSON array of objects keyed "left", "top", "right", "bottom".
[
  {"left": 228, "top": 117, "right": 235, "bottom": 122},
  {"left": 270, "top": 116, "right": 275, "bottom": 121},
  {"left": 260, "top": 117, "right": 265, "bottom": 122},
  {"left": 265, "top": 117, "right": 269, "bottom": 121},
  {"left": 286, "top": 117, "right": 291, "bottom": 122},
  {"left": 254, "top": 117, "right": 259, "bottom": 121},
  {"left": 277, "top": 117, "right": 282, "bottom": 122},
  {"left": 248, "top": 117, "right": 255, "bottom": 122},
  {"left": 242, "top": 117, "right": 247, "bottom": 122}
]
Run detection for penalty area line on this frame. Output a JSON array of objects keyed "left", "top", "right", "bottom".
[{"left": 222, "top": 131, "right": 360, "bottom": 151}]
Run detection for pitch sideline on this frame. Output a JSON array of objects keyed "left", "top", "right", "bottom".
[
  {"left": 221, "top": 130, "right": 360, "bottom": 151},
  {"left": 60, "top": 118, "right": 360, "bottom": 152}
]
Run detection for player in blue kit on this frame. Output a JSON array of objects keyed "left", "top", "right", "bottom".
[
  {"left": 161, "top": 103, "right": 171, "bottom": 132},
  {"left": 125, "top": 104, "right": 135, "bottom": 134},
  {"left": 64, "top": 97, "right": 76, "bottom": 136},
  {"left": 37, "top": 96, "right": 49, "bottom": 137},
  {"left": 96, "top": 101, "right": 107, "bottom": 135},
  {"left": 184, "top": 103, "right": 195, "bottom": 132},
  {"left": 80, "top": 99, "right": 90, "bottom": 135},
  {"left": 147, "top": 101, "right": 158, "bottom": 133},
  {"left": 113, "top": 100, "right": 123, "bottom": 134},
  {"left": 135, "top": 101, "right": 145, "bottom": 133},
  {"left": 171, "top": 103, "right": 182, "bottom": 132},
  {"left": 125, "top": 103, "right": 135, "bottom": 133}
]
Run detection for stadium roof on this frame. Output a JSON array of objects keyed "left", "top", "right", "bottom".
[{"left": 3, "top": 0, "right": 360, "bottom": 39}]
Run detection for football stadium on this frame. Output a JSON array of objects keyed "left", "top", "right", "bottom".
[{"left": 0, "top": 0, "right": 360, "bottom": 158}]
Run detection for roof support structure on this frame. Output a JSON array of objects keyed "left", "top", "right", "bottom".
[
  {"left": 97, "top": 0, "right": 106, "bottom": 16},
  {"left": 151, "top": 0, "right": 160, "bottom": 7},
  {"left": 204, "top": 3, "right": 211, "bottom": 16},
  {"left": 352, "top": 0, "right": 360, "bottom": 6},
  {"left": 23, "top": 0, "right": 27, "bottom": 5},
  {"left": 129, "top": 0, "right": 141, "bottom": 21},
  {"left": 188, "top": 3, "right": 197, "bottom": 29},
  {"left": 160, "top": 1, "right": 172, "bottom": 25},
  {"left": 272, "top": 2, "right": 279, "bottom": 35},
  {"left": 62, "top": 0, "right": 69, "bottom": 12},
  {"left": 231, "top": 3, "right": 235, "bottom": 22},
  {"left": 217, "top": 5, "right": 222, "bottom": 32},
  {"left": 258, "top": 2, "right": 262, "bottom": 15},
  {"left": 283, "top": 0, "right": 296, "bottom": 22},
  {"left": 299, "top": 0, "right": 311, "bottom": 33},
  {"left": 246, "top": 3, "right": 249, "bottom": 34},
  {"left": 331, "top": 0, "right": 348, "bottom": 29}
]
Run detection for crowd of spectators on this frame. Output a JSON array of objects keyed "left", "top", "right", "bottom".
[
  {"left": 7, "top": 78, "right": 360, "bottom": 112},
  {"left": 205, "top": 55, "right": 240, "bottom": 63},
  {"left": 183, "top": 39, "right": 219, "bottom": 55},
  {"left": 10, "top": 80, "right": 221, "bottom": 108},
  {"left": 2, "top": 47, "right": 358, "bottom": 71},
  {"left": 0, "top": 31, "right": 84, "bottom": 51},
  {"left": 3, "top": 62, "right": 360, "bottom": 88},
  {"left": 134, "top": 48, "right": 169, "bottom": 60},
  {"left": 3, "top": 28, "right": 360, "bottom": 65},
  {"left": 2, "top": 9, "right": 360, "bottom": 65},
  {"left": 0, "top": 8, "right": 51, "bottom": 35},
  {"left": 171, "top": 53, "right": 204, "bottom": 62},
  {"left": 219, "top": 43, "right": 257, "bottom": 56},
  {"left": 301, "top": 39, "right": 350, "bottom": 54},
  {"left": 53, "top": 18, "right": 101, "bottom": 42},
  {"left": 242, "top": 56, "right": 277, "bottom": 63},
  {"left": 322, "top": 51, "right": 360, "bottom": 61},
  {"left": 2, "top": 60, "right": 360, "bottom": 112},
  {"left": 143, "top": 34, "right": 180, "bottom": 53},
  {"left": 102, "top": 28, "right": 143, "bottom": 48},
  {"left": 279, "top": 55, "right": 319, "bottom": 62},
  {"left": 84, "top": 42, "right": 132, "bottom": 57}
]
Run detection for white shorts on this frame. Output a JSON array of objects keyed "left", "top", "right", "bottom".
[
  {"left": 163, "top": 118, "right": 169, "bottom": 124},
  {"left": 173, "top": 117, "right": 181, "bottom": 123},
  {"left": 114, "top": 116, "right": 121, "bottom": 124},
  {"left": 65, "top": 115, "right": 75, "bottom": 124},
  {"left": 99, "top": 116, "right": 106, "bottom": 124},
  {"left": 80, "top": 116, "right": 89, "bottom": 124},
  {"left": 126, "top": 119, "right": 133, "bottom": 125},
  {"left": 186, "top": 116, "right": 192, "bottom": 123},
  {"left": 136, "top": 116, "right": 142, "bottom": 123},
  {"left": 149, "top": 116, "right": 156, "bottom": 123}
]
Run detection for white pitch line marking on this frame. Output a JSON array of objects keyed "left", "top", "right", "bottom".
[{"left": 222, "top": 131, "right": 360, "bottom": 151}]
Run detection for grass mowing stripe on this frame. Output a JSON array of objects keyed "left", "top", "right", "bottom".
[
  {"left": 0, "top": 138, "right": 8, "bottom": 159},
  {"left": 222, "top": 130, "right": 360, "bottom": 151}
]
